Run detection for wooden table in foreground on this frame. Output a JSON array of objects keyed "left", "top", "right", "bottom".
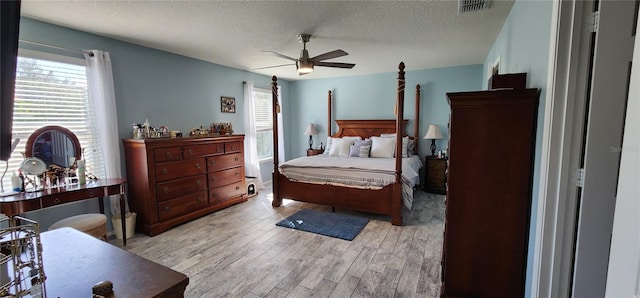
[
  {"left": 0, "top": 178, "right": 131, "bottom": 245},
  {"left": 40, "top": 227, "right": 189, "bottom": 297}
]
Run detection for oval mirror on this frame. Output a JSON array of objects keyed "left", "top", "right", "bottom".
[{"left": 25, "top": 126, "right": 81, "bottom": 168}]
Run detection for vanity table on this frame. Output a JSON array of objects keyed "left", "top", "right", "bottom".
[
  {"left": 2, "top": 125, "right": 131, "bottom": 245},
  {"left": 0, "top": 178, "right": 129, "bottom": 245}
]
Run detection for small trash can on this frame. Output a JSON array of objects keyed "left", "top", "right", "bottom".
[{"left": 111, "top": 212, "right": 136, "bottom": 240}]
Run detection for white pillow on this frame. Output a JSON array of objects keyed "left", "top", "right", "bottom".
[
  {"left": 370, "top": 137, "right": 396, "bottom": 158},
  {"left": 379, "top": 133, "right": 397, "bottom": 138},
  {"left": 329, "top": 138, "right": 354, "bottom": 157},
  {"left": 379, "top": 134, "right": 410, "bottom": 157},
  {"left": 342, "top": 136, "right": 362, "bottom": 142},
  {"left": 323, "top": 137, "right": 337, "bottom": 155}
]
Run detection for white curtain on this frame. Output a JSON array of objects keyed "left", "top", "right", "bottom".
[
  {"left": 277, "top": 85, "right": 286, "bottom": 165},
  {"left": 84, "top": 50, "right": 126, "bottom": 216},
  {"left": 243, "top": 81, "right": 265, "bottom": 190}
]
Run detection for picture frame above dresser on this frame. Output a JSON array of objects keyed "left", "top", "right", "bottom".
[{"left": 122, "top": 135, "right": 246, "bottom": 236}]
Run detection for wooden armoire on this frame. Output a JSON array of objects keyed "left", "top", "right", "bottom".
[{"left": 441, "top": 88, "right": 539, "bottom": 298}]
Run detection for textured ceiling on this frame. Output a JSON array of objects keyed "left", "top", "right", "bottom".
[{"left": 20, "top": 0, "right": 514, "bottom": 81}]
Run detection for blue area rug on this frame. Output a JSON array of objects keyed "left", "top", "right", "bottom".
[{"left": 275, "top": 209, "right": 369, "bottom": 241}]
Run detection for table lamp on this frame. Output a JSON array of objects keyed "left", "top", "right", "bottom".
[
  {"left": 424, "top": 124, "right": 443, "bottom": 156},
  {"left": 304, "top": 123, "right": 318, "bottom": 150}
]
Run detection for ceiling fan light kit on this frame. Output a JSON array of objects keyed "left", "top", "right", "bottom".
[
  {"left": 263, "top": 34, "right": 356, "bottom": 76},
  {"left": 297, "top": 60, "right": 314, "bottom": 74}
]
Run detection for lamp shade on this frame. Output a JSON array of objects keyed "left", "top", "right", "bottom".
[
  {"left": 424, "top": 124, "right": 443, "bottom": 140},
  {"left": 304, "top": 123, "right": 318, "bottom": 135}
]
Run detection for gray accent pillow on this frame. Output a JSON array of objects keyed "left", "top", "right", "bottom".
[
  {"left": 359, "top": 145, "right": 371, "bottom": 158},
  {"left": 349, "top": 139, "right": 372, "bottom": 157}
]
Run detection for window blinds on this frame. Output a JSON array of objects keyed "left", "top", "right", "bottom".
[{"left": 2, "top": 54, "right": 105, "bottom": 187}]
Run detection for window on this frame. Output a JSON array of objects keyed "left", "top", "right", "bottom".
[
  {"left": 1, "top": 50, "right": 105, "bottom": 188},
  {"left": 253, "top": 87, "right": 273, "bottom": 161}
]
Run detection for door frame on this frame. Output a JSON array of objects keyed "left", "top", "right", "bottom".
[{"left": 533, "top": 1, "right": 636, "bottom": 296}]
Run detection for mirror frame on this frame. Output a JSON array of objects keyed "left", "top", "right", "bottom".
[{"left": 25, "top": 126, "right": 82, "bottom": 162}]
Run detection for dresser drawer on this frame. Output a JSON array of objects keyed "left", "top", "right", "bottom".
[
  {"left": 154, "top": 147, "right": 182, "bottom": 163},
  {"left": 209, "top": 181, "right": 244, "bottom": 204},
  {"left": 208, "top": 168, "right": 243, "bottom": 188},
  {"left": 41, "top": 188, "right": 104, "bottom": 208},
  {"left": 225, "top": 141, "right": 242, "bottom": 153},
  {"left": 156, "top": 175, "right": 206, "bottom": 202},
  {"left": 157, "top": 191, "right": 208, "bottom": 222},
  {"left": 207, "top": 153, "right": 242, "bottom": 171},
  {"left": 183, "top": 143, "right": 224, "bottom": 159},
  {"left": 155, "top": 158, "right": 205, "bottom": 182},
  {"left": 428, "top": 165, "right": 445, "bottom": 184}
]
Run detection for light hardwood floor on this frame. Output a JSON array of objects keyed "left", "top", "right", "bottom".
[{"left": 109, "top": 184, "right": 445, "bottom": 297}]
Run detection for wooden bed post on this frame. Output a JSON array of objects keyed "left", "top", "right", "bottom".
[
  {"left": 271, "top": 76, "right": 282, "bottom": 207},
  {"left": 415, "top": 84, "right": 421, "bottom": 155},
  {"left": 328, "top": 90, "right": 332, "bottom": 137},
  {"left": 392, "top": 62, "right": 405, "bottom": 225}
]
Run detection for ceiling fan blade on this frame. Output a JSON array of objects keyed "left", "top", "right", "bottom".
[
  {"left": 315, "top": 61, "right": 356, "bottom": 69},
  {"left": 263, "top": 51, "right": 298, "bottom": 62},
  {"left": 252, "top": 63, "right": 296, "bottom": 70},
  {"left": 310, "top": 49, "right": 348, "bottom": 62}
]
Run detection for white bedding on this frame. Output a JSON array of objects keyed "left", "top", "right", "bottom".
[{"left": 279, "top": 155, "right": 423, "bottom": 210}]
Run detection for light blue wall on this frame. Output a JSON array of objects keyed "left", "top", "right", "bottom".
[
  {"left": 17, "top": 18, "right": 289, "bottom": 230},
  {"left": 483, "top": 1, "right": 553, "bottom": 297},
  {"left": 288, "top": 65, "right": 483, "bottom": 159}
]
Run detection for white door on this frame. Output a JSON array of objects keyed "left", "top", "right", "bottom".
[
  {"left": 572, "top": 1, "right": 635, "bottom": 296},
  {"left": 605, "top": 4, "right": 640, "bottom": 296}
]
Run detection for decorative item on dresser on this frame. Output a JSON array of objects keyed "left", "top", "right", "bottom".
[
  {"left": 424, "top": 156, "right": 446, "bottom": 194},
  {"left": 441, "top": 88, "right": 539, "bottom": 298},
  {"left": 306, "top": 149, "right": 324, "bottom": 156},
  {"left": 122, "top": 135, "right": 246, "bottom": 236}
]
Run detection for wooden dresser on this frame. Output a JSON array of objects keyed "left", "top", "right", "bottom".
[
  {"left": 122, "top": 135, "right": 246, "bottom": 236},
  {"left": 441, "top": 89, "right": 539, "bottom": 298}
]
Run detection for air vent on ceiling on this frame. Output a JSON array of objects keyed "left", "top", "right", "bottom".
[{"left": 459, "top": 0, "right": 490, "bottom": 13}]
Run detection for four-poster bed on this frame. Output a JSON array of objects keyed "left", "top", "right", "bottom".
[{"left": 270, "top": 62, "right": 422, "bottom": 225}]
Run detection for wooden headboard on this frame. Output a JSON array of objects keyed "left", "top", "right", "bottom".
[{"left": 333, "top": 119, "right": 410, "bottom": 139}]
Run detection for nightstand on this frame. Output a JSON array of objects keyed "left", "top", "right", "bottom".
[
  {"left": 424, "top": 156, "right": 447, "bottom": 194},
  {"left": 306, "top": 149, "right": 324, "bottom": 156}
]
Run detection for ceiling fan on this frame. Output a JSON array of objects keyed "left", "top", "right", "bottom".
[{"left": 258, "top": 34, "right": 355, "bottom": 75}]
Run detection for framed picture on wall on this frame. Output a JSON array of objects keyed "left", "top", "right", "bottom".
[{"left": 221, "top": 96, "right": 236, "bottom": 113}]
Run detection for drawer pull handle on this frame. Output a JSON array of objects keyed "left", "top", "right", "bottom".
[
  {"left": 188, "top": 149, "right": 194, "bottom": 156},
  {"left": 165, "top": 151, "right": 172, "bottom": 158},
  {"left": 217, "top": 147, "right": 223, "bottom": 152},
  {"left": 197, "top": 197, "right": 203, "bottom": 202},
  {"left": 164, "top": 206, "right": 170, "bottom": 211},
  {"left": 196, "top": 180, "right": 203, "bottom": 186},
  {"left": 211, "top": 176, "right": 217, "bottom": 181},
  {"left": 54, "top": 198, "right": 60, "bottom": 204},
  {"left": 195, "top": 163, "right": 201, "bottom": 169},
  {"left": 162, "top": 168, "right": 168, "bottom": 175},
  {"left": 235, "top": 172, "right": 239, "bottom": 176},
  {"left": 210, "top": 160, "right": 216, "bottom": 165},
  {"left": 231, "top": 145, "right": 236, "bottom": 150},
  {"left": 234, "top": 157, "right": 239, "bottom": 162},
  {"left": 163, "top": 187, "right": 169, "bottom": 194},
  {"left": 235, "top": 186, "right": 240, "bottom": 190},
  {"left": 89, "top": 191, "right": 95, "bottom": 197}
]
